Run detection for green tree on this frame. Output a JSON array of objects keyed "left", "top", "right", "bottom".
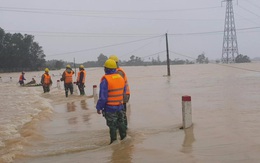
[
  {"left": 215, "top": 59, "right": 220, "bottom": 64},
  {"left": 126, "top": 55, "right": 144, "bottom": 66},
  {"left": 55, "top": 60, "right": 64, "bottom": 69},
  {"left": 196, "top": 52, "right": 209, "bottom": 64},
  {"left": 29, "top": 41, "right": 46, "bottom": 69},
  {"left": 97, "top": 53, "right": 108, "bottom": 67},
  {"left": 185, "top": 59, "right": 194, "bottom": 64},
  {"left": 172, "top": 58, "right": 185, "bottom": 65},
  {"left": 0, "top": 28, "right": 46, "bottom": 71},
  {"left": 235, "top": 54, "right": 251, "bottom": 63},
  {"left": 130, "top": 55, "right": 135, "bottom": 61},
  {"left": 45, "top": 60, "right": 64, "bottom": 69},
  {"left": 0, "top": 28, "right": 4, "bottom": 52}
]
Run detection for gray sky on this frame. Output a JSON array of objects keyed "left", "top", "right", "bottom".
[{"left": 1, "top": 0, "right": 260, "bottom": 62}]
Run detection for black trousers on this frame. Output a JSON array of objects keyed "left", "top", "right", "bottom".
[
  {"left": 42, "top": 85, "right": 50, "bottom": 93},
  {"left": 64, "top": 83, "right": 73, "bottom": 97},
  {"left": 77, "top": 83, "right": 85, "bottom": 95}
]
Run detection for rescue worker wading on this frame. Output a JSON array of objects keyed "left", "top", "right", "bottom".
[
  {"left": 18, "top": 72, "right": 26, "bottom": 86},
  {"left": 60, "top": 64, "right": 74, "bottom": 97},
  {"left": 76, "top": 65, "right": 86, "bottom": 95},
  {"left": 41, "top": 68, "right": 53, "bottom": 93},
  {"left": 96, "top": 59, "right": 127, "bottom": 145},
  {"left": 109, "top": 55, "right": 131, "bottom": 129}
]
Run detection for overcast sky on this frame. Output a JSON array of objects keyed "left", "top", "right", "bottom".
[{"left": 1, "top": 0, "right": 260, "bottom": 62}]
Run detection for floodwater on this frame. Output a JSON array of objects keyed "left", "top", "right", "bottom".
[{"left": 0, "top": 63, "right": 260, "bottom": 163}]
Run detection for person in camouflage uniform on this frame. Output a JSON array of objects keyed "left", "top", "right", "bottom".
[
  {"left": 96, "top": 59, "right": 127, "bottom": 144},
  {"left": 109, "top": 55, "right": 131, "bottom": 129}
]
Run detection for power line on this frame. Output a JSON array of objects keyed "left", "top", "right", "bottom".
[
  {"left": 5, "top": 26, "right": 260, "bottom": 38},
  {"left": 0, "top": 10, "right": 224, "bottom": 21},
  {"left": 5, "top": 30, "right": 160, "bottom": 38},
  {"left": 35, "top": 26, "right": 260, "bottom": 58},
  {"left": 0, "top": 6, "right": 226, "bottom": 21},
  {"left": 48, "top": 35, "right": 163, "bottom": 57},
  {"left": 238, "top": 5, "right": 260, "bottom": 18},
  {"left": 235, "top": 12, "right": 260, "bottom": 26},
  {"left": 169, "top": 51, "right": 196, "bottom": 60},
  {"left": 168, "top": 26, "right": 260, "bottom": 36},
  {"left": 140, "top": 50, "right": 166, "bottom": 60},
  {"left": 119, "top": 38, "right": 164, "bottom": 59},
  {"left": 0, "top": 6, "right": 221, "bottom": 14},
  {"left": 243, "top": 0, "right": 260, "bottom": 10}
]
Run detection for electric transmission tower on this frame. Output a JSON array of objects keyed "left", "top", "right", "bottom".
[{"left": 222, "top": 0, "right": 239, "bottom": 63}]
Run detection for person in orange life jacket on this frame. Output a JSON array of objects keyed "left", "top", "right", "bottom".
[
  {"left": 18, "top": 72, "right": 26, "bottom": 85},
  {"left": 76, "top": 65, "right": 86, "bottom": 95},
  {"left": 41, "top": 68, "right": 53, "bottom": 93},
  {"left": 96, "top": 59, "right": 127, "bottom": 144},
  {"left": 109, "top": 55, "right": 131, "bottom": 128},
  {"left": 60, "top": 64, "right": 74, "bottom": 97}
]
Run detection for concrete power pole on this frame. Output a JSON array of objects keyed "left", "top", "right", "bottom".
[
  {"left": 222, "top": 0, "right": 239, "bottom": 63},
  {"left": 165, "top": 33, "right": 170, "bottom": 76}
]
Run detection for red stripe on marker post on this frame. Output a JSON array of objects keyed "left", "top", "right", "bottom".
[{"left": 182, "top": 95, "right": 191, "bottom": 102}]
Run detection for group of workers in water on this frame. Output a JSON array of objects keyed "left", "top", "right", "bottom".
[
  {"left": 18, "top": 55, "right": 131, "bottom": 144},
  {"left": 19, "top": 63, "right": 86, "bottom": 96},
  {"left": 18, "top": 72, "right": 36, "bottom": 86}
]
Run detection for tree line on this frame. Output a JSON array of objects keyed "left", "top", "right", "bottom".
[
  {"left": 46, "top": 53, "right": 251, "bottom": 70},
  {"left": 0, "top": 27, "right": 251, "bottom": 72},
  {"left": 0, "top": 27, "right": 46, "bottom": 72},
  {"left": 46, "top": 53, "right": 196, "bottom": 70}
]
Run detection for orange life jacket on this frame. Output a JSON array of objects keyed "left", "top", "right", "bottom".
[
  {"left": 101, "top": 74, "right": 125, "bottom": 106},
  {"left": 19, "top": 74, "right": 23, "bottom": 81},
  {"left": 77, "top": 69, "right": 86, "bottom": 83},
  {"left": 117, "top": 67, "right": 130, "bottom": 95},
  {"left": 64, "top": 71, "right": 73, "bottom": 84},
  {"left": 43, "top": 73, "right": 51, "bottom": 85}
]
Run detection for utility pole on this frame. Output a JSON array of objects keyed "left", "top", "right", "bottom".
[
  {"left": 165, "top": 33, "right": 171, "bottom": 76},
  {"left": 222, "top": 0, "right": 239, "bottom": 63}
]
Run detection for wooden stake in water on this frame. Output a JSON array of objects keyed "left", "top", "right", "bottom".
[{"left": 182, "top": 95, "right": 192, "bottom": 129}]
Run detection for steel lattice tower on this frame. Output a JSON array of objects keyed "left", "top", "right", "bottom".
[{"left": 222, "top": 0, "right": 239, "bottom": 63}]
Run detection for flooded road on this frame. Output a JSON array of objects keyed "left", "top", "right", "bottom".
[{"left": 1, "top": 63, "right": 260, "bottom": 163}]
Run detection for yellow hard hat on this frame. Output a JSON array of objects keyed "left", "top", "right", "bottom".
[
  {"left": 45, "top": 68, "right": 49, "bottom": 72},
  {"left": 79, "top": 65, "right": 84, "bottom": 69},
  {"left": 109, "top": 55, "right": 119, "bottom": 62},
  {"left": 104, "top": 59, "right": 117, "bottom": 69},
  {"left": 66, "top": 64, "right": 71, "bottom": 68}
]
